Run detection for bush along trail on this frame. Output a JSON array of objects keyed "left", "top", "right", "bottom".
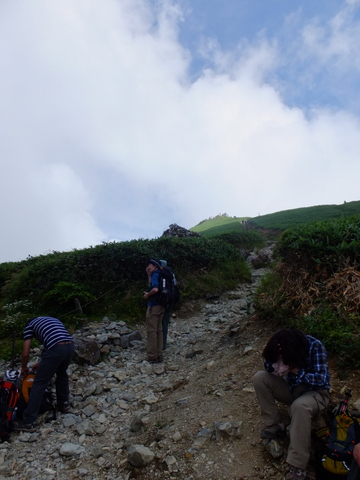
[{"left": 1, "top": 244, "right": 360, "bottom": 480}]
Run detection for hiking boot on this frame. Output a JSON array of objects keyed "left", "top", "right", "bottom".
[
  {"left": 148, "top": 358, "right": 159, "bottom": 364},
  {"left": 286, "top": 465, "right": 307, "bottom": 479},
  {"left": 13, "top": 421, "right": 37, "bottom": 433},
  {"left": 57, "top": 401, "right": 71, "bottom": 413},
  {"left": 260, "top": 422, "right": 285, "bottom": 439}
]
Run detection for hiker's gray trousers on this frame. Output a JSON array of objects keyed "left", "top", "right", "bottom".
[
  {"left": 146, "top": 305, "right": 164, "bottom": 361},
  {"left": 253, "top": 370, "right": 330, "bottom": 470}
]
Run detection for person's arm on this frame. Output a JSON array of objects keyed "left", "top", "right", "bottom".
[
  {"left": 21, "top": 339, "right": 32, "bottom": 377},
  {"left": 288, "top": 339, "right": 329, "bottom": 388},
  {"left": 143, "top": 270, "right": 160, "bottom": 299},
  {"left": 144, "top": 287, "right": 159, "bottom": 299},
  {"left": 354, "top": 443, "right": 360, "bottom": 466},
  {"left": 264, "top": 359, "right": 275, "bottom": 374}
]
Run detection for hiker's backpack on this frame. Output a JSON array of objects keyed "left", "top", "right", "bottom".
[
  {"left": 157, "top": 267, "right": 180, "bottom": 307},
  {"left": 16, "top": 371, "right": 55, "bottom": 421},
  {"left": 0, "top": 376, "right": 19, "bottom": 442},
  {"left": 316, "top": 390, "right": 360, "bottom": 480}
]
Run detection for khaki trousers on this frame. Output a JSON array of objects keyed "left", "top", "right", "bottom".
[
  {"left": 146, "top": 305, "right": 164, "bottom": 361},
  {"left": 253, "top": 370, "right": 330, "bottom": 470}
]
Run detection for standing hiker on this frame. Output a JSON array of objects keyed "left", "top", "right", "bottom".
[
  {"left": 143, "top": 259, "right": 164, "bottom": 364},
  {"left": 253, "top": 328, "right": 331, "bottom": 480},
  {"left": 14, "top": 316, "right": 74, "bottom": 432}
]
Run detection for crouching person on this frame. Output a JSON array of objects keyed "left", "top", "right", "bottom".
[
  {"left": 253, "top": 328, "right": 331, "bottom": 480},
  {"left": 14, "top": 316, "right": 74, "bottom": 432}
]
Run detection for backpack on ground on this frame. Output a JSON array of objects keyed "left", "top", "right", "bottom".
[
  {"left": 157, "top": 267, "right": 180, "bottom": 307},
  {"left": 0, "top": 376, "right": 19, "bottom": 442},
  {"left": 16, "top": 371, "right": 56, "bottom": 422},
  {"left": 316, "top": 390, "right": 360, "bottom": 480}
]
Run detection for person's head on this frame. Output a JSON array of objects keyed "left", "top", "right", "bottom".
[
  {"left": 147, "top": 259, "right": 161, "bottom": 273},
  {"left": 262, "top": 328, "right": 308, "bottom": 369}
]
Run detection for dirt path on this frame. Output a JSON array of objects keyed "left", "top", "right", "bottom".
[
  {"left": 2, "top": 260, "right": 360, "bottom": 480},
  {"left": 130, "top": 305, "right": 360, "bottom": 480}
]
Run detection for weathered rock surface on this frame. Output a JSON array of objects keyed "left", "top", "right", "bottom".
[{"left": 162, "top": 223, "right": 201, "bottom": 237}]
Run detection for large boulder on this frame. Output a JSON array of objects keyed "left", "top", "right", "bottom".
[
  {"left": 72, "top": 337, "right": 101, "bottom": 366},
  {"left": 162, "top": 224, "right": 201, "bottom": 238},
  {"left": 127, "top": 444, "right": 155, "bottom": 467}
]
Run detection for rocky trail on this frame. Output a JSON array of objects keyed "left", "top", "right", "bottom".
[{"left": 1, "top": 245, "right": 360, "bottom": 480}]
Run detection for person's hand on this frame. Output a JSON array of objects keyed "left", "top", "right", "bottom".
[
  {"left": 31, "top": 362, "right": 39, "bottom": 371},
  {"left": 21, "top": 366, "right": 29, "bottom": 378},
  {"left": 290, "top": 368, "right": 300, "bottom": 374},
  {"left": 354, "top": 443, "right": 360, "bottom": 466}
]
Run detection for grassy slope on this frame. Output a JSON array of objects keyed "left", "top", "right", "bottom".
[
  {"left": 191, "top": 216, "right": 249, "bottom": 235},
  {"left": 248, "top": 201, "right": 360, "bottom": 230},
  {"left": 191, "top": 201, "right": 360, "bottom": 234}
]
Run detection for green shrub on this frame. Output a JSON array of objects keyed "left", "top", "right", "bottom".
[
  {"left": 0, "top": 234, "right": 255, "bottom": 355},
  {"left": 213, "top": 231, "right": 265, "bottom": 250},
  {"left": 253, "top": 271, "right": 289, "bottom": 322},
  {"left": 43, "top": 281, "right": 96, "bottom": 316},
  {"left": 254, "top": 214, "right": 360, "bottom": 369},
  {"left": 276, "top": 214, "right": 360, "bottom": 272},
  {"left": 288, "top": 308, "right": 360, "bottom": 370}
]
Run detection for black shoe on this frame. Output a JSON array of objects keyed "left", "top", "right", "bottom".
[
  {"left": 260, "top": 423, "right": 286, "bottom": 439},
  {"left": 57, "top": 401, "right": 71, "bottom": 413},
  {"left": 13, "top": 421, "right": 37, "bottom": 433},
  {"left": 148, "top": 357, "right": 163, "bottom": 364}
]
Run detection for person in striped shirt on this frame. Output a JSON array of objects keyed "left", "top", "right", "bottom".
[
  {"left": 14, "top": 316, "right": 74, "bottom": 432},
  {"left": 253, "top": 328, "right": 331, "bottom": 480}
]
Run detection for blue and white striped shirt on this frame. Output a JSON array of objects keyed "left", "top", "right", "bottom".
[{"left": 23, "top": 316, "right": 73, "bottom": 350}]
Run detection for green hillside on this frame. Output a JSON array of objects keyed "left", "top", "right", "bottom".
[
  {"left": 191, "top": 215, "right": 249, "bottom": 236},
  {"left": 248, "top": 200, "right": 360, "bottom": 231},
  {"left": 191, "top": 201, "right": 360, "bottom": 235}
]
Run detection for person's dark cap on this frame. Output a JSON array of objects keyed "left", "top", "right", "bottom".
[{"left": 148, "top": 259, "right": 162, "bottom": 269}]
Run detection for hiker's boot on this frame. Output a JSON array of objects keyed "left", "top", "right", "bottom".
[
  {"left": 260, "top": 422, "right": 285, "bottom": 439},
  {"left": 13, "top": 421, "right": 37, "bottom": 433},
  {"left": 286, "top": 465, "right": 307, "bottom": 479},
  {"left": 57, "top": 401, "right": 71, "bottom": 413}
]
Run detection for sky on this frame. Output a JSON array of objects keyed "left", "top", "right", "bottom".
[{"left": 1, "top": 0, "right": 360, "bottom": 263}]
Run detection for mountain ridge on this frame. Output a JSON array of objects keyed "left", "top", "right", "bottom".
[{"left": 190, "top": 200, "right": 360, "bottom": 235}]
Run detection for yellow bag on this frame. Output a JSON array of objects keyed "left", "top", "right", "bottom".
[
  {"left": 21, "top": 372, "right": 35, "bottom": 403},
  {"left": 316, "top": 413, "right": 360, "bottom": 478}
]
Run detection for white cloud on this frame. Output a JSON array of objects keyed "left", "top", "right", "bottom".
[
  {"left": 301, "top": 1, "right": 360, "bottom": 70},
  {"left": 0, "top": 0, "right": 360, "bottom": 263}
]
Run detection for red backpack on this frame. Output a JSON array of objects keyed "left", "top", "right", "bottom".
[{"left": 0, "top": 379, "right": 19, "bottom": 442}]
